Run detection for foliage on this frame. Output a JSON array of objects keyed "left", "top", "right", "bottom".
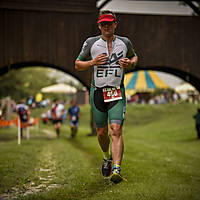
[
  {"left": 0, "top": 67, "right": 83, "bottom": 102},
  {"left": 0, "top": 67, "right": 58, "bottom": 101}
]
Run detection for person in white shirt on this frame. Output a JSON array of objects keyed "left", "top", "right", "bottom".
[{"left": 51, "top": 99, "right": 65, "bottom": 138}]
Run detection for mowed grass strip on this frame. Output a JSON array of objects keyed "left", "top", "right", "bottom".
[{"left": 0, "top": 103, "right": 200, "bottom": 200}]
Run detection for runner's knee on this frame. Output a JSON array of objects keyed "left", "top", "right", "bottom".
[
  {"left": 97, "top": 127, "right": 108, "bottom": 136},
  {"left": 110, "top": 124, "right": 122, "bottom": 137}
]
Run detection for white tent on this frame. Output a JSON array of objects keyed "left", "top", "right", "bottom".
[
  {"left": 175, "top": 83, "right": 196, "bottom": 93},
  {"left": 41, "top": 83, "right": 77, "bottom": 94}
]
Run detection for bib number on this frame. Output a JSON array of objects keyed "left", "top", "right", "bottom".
[
  {"left": 71, "top": 116, "right": 77, "bottom": 122},
  {"left": 103, "top": 86, "right": 122, "bottom": 102}
]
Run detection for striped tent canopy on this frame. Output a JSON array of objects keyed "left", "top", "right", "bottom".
[{"left": 124, "top": 70, "right": 169, "bottom": 96}]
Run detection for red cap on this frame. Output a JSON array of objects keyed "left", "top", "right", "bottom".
[{"left": 97, "top": 14, "right": 115, "bottom": 24}]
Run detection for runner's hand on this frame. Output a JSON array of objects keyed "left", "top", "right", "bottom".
[
  {"left": 92, "top": 54, "right": 108, "bottom": 66},
  {"left": 119, "top": 58, "right": 132, "bottom": 68}
]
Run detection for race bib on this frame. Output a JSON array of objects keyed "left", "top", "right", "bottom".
[
  {"left": 71, "top": 116, "right": 77, "bottom": 122},
  {"left": 103, "top": 86, "right": 122, "bottom": 102}
]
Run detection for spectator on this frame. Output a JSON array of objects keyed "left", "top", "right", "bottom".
[
  {"left": 193, "top": 108, "right": 200, "bottom": 139},
  {"left": 28, "top": 96, "right": 33, "bottom": 107},
  {"left": 172, "top": 92, "right": 179, "bottom": 104}
]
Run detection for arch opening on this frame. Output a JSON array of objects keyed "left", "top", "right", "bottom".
[
  {"left": 0, "top": 61, "right": 89, "bottom": 90},
  {"left": 0, "top": 62, "right": 89, "bottom": 104},
  {"left": 124, "top": 66, "right": 200, "bottom": 104}
]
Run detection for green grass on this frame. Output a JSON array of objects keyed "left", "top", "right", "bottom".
[{"left": 0, "top": 103, "right": 200, "bottom": 200}]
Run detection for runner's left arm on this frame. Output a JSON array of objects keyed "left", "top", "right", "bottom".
[
  {"left": 119, "top": 55, "right": 138, "bottom": 68},
  {"left": 119, "top": 37, "right": 138, "bottom": 68}
]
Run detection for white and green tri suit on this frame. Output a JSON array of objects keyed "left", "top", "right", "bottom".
[{"left": 78, "top": 35, "right": 137, "bottom": 128}]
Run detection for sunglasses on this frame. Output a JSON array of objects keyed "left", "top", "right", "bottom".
[{"left": 100, "top": 21, "right": 115, "bottom": 26}]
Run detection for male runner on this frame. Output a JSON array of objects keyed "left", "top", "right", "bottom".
[
  {"left": 16, "top": 99, "right": 30, "bottom": 138},
  {"left": 75, "top": 10, "right": 138, "bottom": 183},
  {"left": 67, "top": 99, "right": 80, "bottom": 138},
  {"left": 51, "top": 99, "right": 65, "bottom": 138}
]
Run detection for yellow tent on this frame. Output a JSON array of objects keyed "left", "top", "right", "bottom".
[{"left": 125, "top": 70, "right": 169, "bottom": 96}]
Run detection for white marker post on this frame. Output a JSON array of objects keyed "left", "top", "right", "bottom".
[{"left": 18, "top": 116, "right": 21, "bottom": 145}]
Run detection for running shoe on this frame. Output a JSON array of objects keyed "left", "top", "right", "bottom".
[
  {"left": 110, "top": 166, "right": 123, "bottom": 183},
  {"left": 101, "top": 158, "right": 112, "bottom": 177}
]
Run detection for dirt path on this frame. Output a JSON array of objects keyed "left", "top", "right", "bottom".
[{"left": 0, "top": 129, "right": 60, "bottom": 200}]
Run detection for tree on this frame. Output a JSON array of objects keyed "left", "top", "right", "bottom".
[{"left": 0, "top": 67, "right": 57, "bottom": 101}]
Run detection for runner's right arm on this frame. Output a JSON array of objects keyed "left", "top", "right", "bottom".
[
  {"left": 75, "top": 54, "right": 108, "bottom": 71},
  {"left": 75, "top": 37, "right": 108, "bottom": 71}
]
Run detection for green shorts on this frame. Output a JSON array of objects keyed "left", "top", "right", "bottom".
[{"left": 90, "top": 86, "right": 126, "bottom": 128}]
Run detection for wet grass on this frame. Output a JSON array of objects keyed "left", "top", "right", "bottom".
[{"left": 0, "top": 103, "right": 200, "bottom": 200}]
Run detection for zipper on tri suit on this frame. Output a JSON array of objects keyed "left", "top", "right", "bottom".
[{"left": 106, "top": 40, "right": 115, "bottom": 86}]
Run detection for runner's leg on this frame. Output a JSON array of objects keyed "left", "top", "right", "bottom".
[
  {"left": 110, "top": 123, "right": 124, "bottom": 165},
  {"left": 108, "top": 87, "right": 126, "bottom": 166},
  {"left": 90, "top": 86, "right": 112, "bottom": 176},
  {"left": 97, "top": 126, "right": 112, "bottom": 176},
  {"left": 55, "top": 122, "right": 60, "bottom": 138},
  {"left": 97, "top": 126, "right": 110, "bottom": 153},
  {"left": 70, "top": 124, "right": 77, "bottom": 138},
  {"left": 90, "top": 87, "right": 109, "bottom": 155}
]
